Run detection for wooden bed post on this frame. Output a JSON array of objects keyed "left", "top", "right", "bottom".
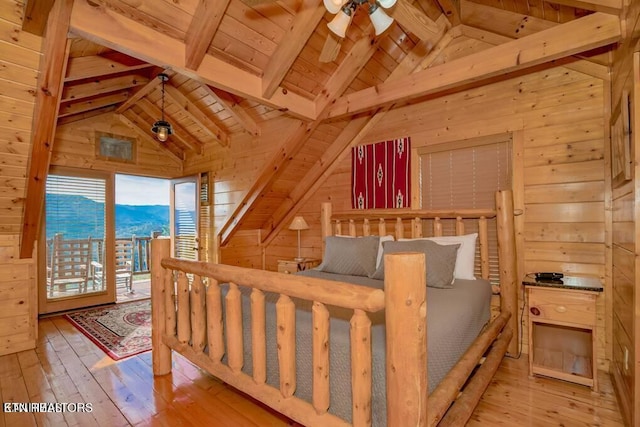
[
  {"left": 495, "top": 190, "right": 519, "bottom": 356},
  {"left": 151, "top": 238, "right": 172, "bottom": 375},
  {"left": 321, "top": 202, "right": 332, "bottom": 254},
  {"left": 385, "top": 252, "right": 427, "bottom": 426}
]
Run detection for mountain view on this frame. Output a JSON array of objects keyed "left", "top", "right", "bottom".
[{"left": 45, "top": 193, "right": 169, "bottom": 240}]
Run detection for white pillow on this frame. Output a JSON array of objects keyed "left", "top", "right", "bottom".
[
  {"left": 400, "top": 233, "right": 477, "bottom": 280},
  {"left": 334, "top": 234, "right": 394, "bottom": 268},
  {"left": 377, "top": 235, "right": 394, "bottom": 268}
]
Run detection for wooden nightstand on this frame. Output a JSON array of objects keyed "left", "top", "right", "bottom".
[
  {"left": 524, "top": 276, "right": 603, "bottom": 391},
  {"left": 277, "top": 259, "right": 320, "bottom": 274}
]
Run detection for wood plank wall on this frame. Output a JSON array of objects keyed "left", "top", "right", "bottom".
[
  {"left": 266, "top": 37, "right": 609, "bottom": 371},
  {"left": 0, "top": 0, "right": 41, "bottom": 355},
  {"left": 52, "top": 113, "right": 183, "bottom": 178},
  {"left": 0, "top": 235, "right": 36, "bottom": 356},
  {"left": 609, "top": 2, "right": 640, "bottom": 424},
  {"left": 0, "top": 1, "right": 41, "bottom": 235},
  {"left": 184, "top": 115, "right": 303, "bottom": 266}
]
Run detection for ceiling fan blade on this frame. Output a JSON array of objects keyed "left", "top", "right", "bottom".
[
  {"left": 319, "top": 32, "right": 342, "bottom": 63},
  {"left": 389, "top": 0, "right": 440, "bottom": 40}
]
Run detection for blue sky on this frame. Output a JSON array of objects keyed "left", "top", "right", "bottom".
[{"left": 116, "top": 175, "right": 170, "bottom": 206}]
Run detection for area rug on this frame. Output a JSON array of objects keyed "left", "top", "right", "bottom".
[{"left": 64, "top": 299, "right": 151, "bottom": 360}]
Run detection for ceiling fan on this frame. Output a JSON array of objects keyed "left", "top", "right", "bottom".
[
  {"left": 238, "top": 0, "right": 441, "bottom": 64},
  {"left": 320, "top": 0, "right": 396, "bottom": 62}
]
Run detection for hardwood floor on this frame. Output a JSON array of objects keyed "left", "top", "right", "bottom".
[{"left": 0, "top": 317, "right": 625, "bottom": 426}]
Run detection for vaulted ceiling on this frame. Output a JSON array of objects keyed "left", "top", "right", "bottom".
[{"left": 20, "top": 0, "right": 622, "bottom": 256}]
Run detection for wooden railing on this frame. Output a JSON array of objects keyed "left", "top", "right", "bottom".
[
  {"left": 151, "top": 238, "right": 429, "bottom": 426},
  {"left": 45, "top": 235, "right": 155, "bottom": 276}
]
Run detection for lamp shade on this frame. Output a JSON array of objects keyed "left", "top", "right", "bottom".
[
  {"left": 289, "top": 216, "right": 309, "bottom": 231},
  {"left": 323, "top": 0, "right": 345, "bottom": 14},
  {"left": 327, "top": 7, "right": 352, "bottom": 38},
  {"left": 377, "top": 0, "right": 397, "bottom": 8},
  {"left": 369, "top": 3, "right": 394, "bottom": 36}
]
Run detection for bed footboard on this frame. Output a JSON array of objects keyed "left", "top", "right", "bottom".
[{"left": 152, "top": 239, "right": 431, "bottom": 427}]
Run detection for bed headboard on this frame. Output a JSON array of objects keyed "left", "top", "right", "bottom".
[
  {"left": 320, "top": 190, "right": 519, "bottom": 354},
  {"left": 321, "top": 204, "right": 497, "bottom": 281}
]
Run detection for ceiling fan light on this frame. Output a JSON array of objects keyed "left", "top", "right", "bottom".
[
  {"left": 327, "top": 7, "right": 352, "bottom": 38},
  {"left": 152, "top": 120, "right": 173, "bottom": 142},
  {"left": 369, "top": 3, "right": 394, "bottom": 36},
  {"left": 323, "top": 0, "right": 346, "bottom": 14},
  {"left": 377, "top": 0, "right": 397, "bottom": 8}
]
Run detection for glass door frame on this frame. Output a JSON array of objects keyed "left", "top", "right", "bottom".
[
  {"left": 38, "top": 166, "right": 116, "bottom": 314},
  {"left": 170, "top": 175, "right": 200, "bottom": 261}
]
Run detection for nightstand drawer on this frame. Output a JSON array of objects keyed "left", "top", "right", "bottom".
[
  {"left": 528, "top": 288, "right": 596, "bottom": 326},
  {"left": 278, "top": 261, "right": 298, "bottom": 274},
  {"left": 277, "top": 259, "right": 320, "bottom": 274}
]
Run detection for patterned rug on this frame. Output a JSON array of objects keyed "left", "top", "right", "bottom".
[{"left": 64, "top": 299, "right": 151, "bottom": 360}]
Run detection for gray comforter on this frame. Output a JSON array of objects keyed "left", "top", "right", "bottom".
[{"left": 218, "top": 270, "right": 491, "bottom": 425}]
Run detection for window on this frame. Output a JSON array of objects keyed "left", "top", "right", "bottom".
[
  {"left": 45, "top": 173, "right": 106, "bottom": 299},
  {"left": 419, "top": 134, "right": 512, "bottom": 283}
]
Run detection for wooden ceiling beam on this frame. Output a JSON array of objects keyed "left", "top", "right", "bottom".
[
  {"left": 546, "top": 0, "right": 621, "bottom": 15},
  {"left": 415, "top": 0, "right": 445, "bottom": 21},
  {"left": 389, "top": 0, "right": 440, "bottom": 40},
  {"left": 61, "top": 73, "right": 149, "bottom": 103},
  {"left": 436, "top": 0, "right": 461, "bottom": 26},
  {"left": 185, "top": 0, "right": 231, "bottom": 71},
  {"left": 56, "top": 105, "right": 117, "bottom": 126},
  {"left": 69, "top": 0, "right": 317, "bottom": 120},
  {"left": 201, "top": 85, "right": 260, "bottom": 136},
  {"left": 315, "top": 34, "right": 383, "bottom": 113},
  {"left": 262, "top": 0, "right": 325, "bottom": 99},
  {"left": 460, "top": 1, "right": 611, "bottom": 78},
  {"left": 64, "top": 54, "right": 154, "bottom": 82},
  {"left": 262, "top": 19, "right": 453, "bottom": 245},
  {"left": 115, "top": 68, "right": 166, "bottom": 113},
  {"left": 86, "top": 0, "right": 184, "bottom": 40},
  {"left": 460, "top": 26, "right": 610, "bottom": 80},
  {"left": 137, "top": 98, "right": 204, "bottom": 154},
  {"left": 22, "top": 0, "right": 55, "bottom": 36},
  {"left": 119, "top": 111, "right": 185, "bottom": 161},
  {"left": 219, "top": 26, "right": 381, "bottom": 245},
  {"left": 58, "top": 90, "right": 130, "bottom": 118},
  {"left": 163, "top": 84, "right": 229, "bottom": 147},
  {"left": 460, "top": 0, "right": 556, "bottom": 38},
  {"left": 327, "top": 12, "right": 620, "bottom": 119},
  {"left": 20, "top": 0, "right": 73, "bottom": 259}
]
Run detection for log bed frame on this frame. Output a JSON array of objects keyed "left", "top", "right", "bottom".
[{"left": 151, "top": 190, "right": 518, "bottom": 426}]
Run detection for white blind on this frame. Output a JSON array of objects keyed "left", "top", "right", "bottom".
[
  {"left": 421, "top": 139, "right": 511, "bottom": 209},
  {"left": 419, "top": 137, "right": 512, "bottom": 284},
  {"left": 46, "top": 174, "right": 106, "bottom": 242}
]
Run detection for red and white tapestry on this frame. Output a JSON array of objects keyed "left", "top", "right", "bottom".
[{"left": 351, "top": 137, "right": 411, "bottom": 209}]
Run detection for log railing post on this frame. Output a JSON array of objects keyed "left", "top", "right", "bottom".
[
  {"left": 496, "top": 190, "right": 518, "bottom": 356},
  {"left": 151, "top": 238, "right": 172, "bottom": 375},
  {"left": 385, "top": 252, "right": 427, "bottom": 426},
  {"left": 321, "top": 202, "right": 332, "bottom": 254}
]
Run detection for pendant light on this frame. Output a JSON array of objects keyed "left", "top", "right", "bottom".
[{"left": 151, "top": 73, "right": 173, "bottom": 142}]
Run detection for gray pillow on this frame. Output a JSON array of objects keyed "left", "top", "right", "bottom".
[
  {"left": 370, "top": 240, "right": 460, "bottom": 288},
  {"left": 318, "top": 236, "right": 380, "bottom": 277}
]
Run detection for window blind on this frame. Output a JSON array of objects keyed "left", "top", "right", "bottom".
[
  {"left": 46, "top": 174, "right": 106, "bottom": 242},
  {"left": 419, "top": 137, "right": 512, "bottom": 284}
]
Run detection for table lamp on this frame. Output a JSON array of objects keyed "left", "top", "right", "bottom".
[{"left": 288, "top": 216, "right": 309, "bottom": 262}]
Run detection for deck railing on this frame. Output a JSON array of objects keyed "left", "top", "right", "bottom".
[{"left": 46, "top": 234, "right": 156, "bottom": 276}]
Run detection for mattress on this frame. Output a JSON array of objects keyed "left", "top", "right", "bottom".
[{"left": 218, "top": 270, "right": 491, "bottom": 425}]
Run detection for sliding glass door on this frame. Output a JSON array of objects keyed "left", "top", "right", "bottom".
[{"left": 39, "top": 168, "right": 115, "bottom": 314}]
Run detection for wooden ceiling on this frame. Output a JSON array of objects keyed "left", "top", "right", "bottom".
[
  {"left": 20, "top": 0, "right": 622, "bottom": 256},
  {"left": 24, "top": 0, "right": 618, "bottom": 150}
]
